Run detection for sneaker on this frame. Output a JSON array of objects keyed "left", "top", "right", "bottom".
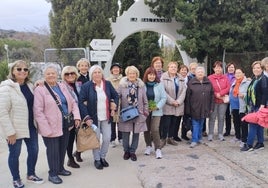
[
  {"left": 110, "top": 141, "right": 116, "bottom": 148},
  {"left": 219, "top": 134, "right": 225, "bottom": 141},
  {"left": 231, "top": 137, "right": 240, "bottom": 143},
  {"left": 144, "top": 146, "right": 152, "bottom": 155},
  {"left": 253, "top": 143, "right": 264, "bottom": 150},
  {"left": 240, "top": 141, "right": 245, "bottom": 148},
  {"left": 13, "top": 179, "right": 24, "bottom": 188},
  {"left": 198, "top": 140, "right": 204, "bottom": 144},
  {"left": 240, "top": 144, "right": 253, "bottom": 152},
  {"left": 155, "top": 149, "right": 162, "bottom": 159},
  {"left": 208, "top": 134, "right": 213, "bottom": 141},
  {"left": 190, "top": 142, "right": 197, "bottom": 148},
  {"left": 27, "top": 175, "right": 44, "bottom": 184}
]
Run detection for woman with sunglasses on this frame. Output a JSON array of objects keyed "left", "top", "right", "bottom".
[
  {"left": 0, "top": 60, "right": 44, "bottom": 188},
  {"left": 61, "top": 66, "right": 82, "bottom": 168}
]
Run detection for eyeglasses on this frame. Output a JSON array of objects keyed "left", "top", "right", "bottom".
[
  {"left": 16, "top": 68, "right": 29, "bottom": 72},
  {"left": 64, "top": 72, "right": 76, "bottom": 76}
]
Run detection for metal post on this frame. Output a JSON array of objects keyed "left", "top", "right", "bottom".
[{"left": 4, "top": 44, "right": 9, "bottom": 63}]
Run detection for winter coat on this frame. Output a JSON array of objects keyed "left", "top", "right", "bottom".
[
  {"left": 229, "top": 77, "right": 250, "bottom": 113},
  {"left": 107, "top": 74, "right": 123, "bottom": 123},
  {"left": 185, "top": 77, "right": 214, "bottom": 119},
  {"left": 34, "top": 82, "right": 81, "bottom": 137},
  {"left": 117, "top": 77, "right": 148, "bottom": 133},
  {"left": 160, "top": 72, "right": 186, "bottom": 116},
  {"left": 79, "top": 79, "right": 119, "bottom": 125},
  {"left": 0, "top": 79, "right": 32, "bottom": 139},
  {"left": 145, "top": 82, "right": 167, "bottom": 117},
  {"left": 242, "top": 107, "right": 268, "bottom": 128},
  {"left": 208, "top": 74, "right": 230, "bottom": 104}
]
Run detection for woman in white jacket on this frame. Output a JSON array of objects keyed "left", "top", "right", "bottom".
[{"left": 0, "top": 60, "right": 43, "bottom": 188}]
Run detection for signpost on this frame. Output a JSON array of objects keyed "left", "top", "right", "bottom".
[{"left": 89, "top": 39, "right": 112, "bottom": 66}]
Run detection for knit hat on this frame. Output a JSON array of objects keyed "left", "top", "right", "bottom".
[
  {"left": 88, "top": 64, "right": 103, "bottom": 80},
  {"left": 110, "top": 63, "right": 121, "bottom": 70}
]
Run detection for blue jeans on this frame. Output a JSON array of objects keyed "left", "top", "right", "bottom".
[
  {"left": 8, "top": 126, "right": 39, "bottom": 181},
  {"left": 191, "top": 118, "right": 205, "bottom": 143},
  {"left": 247, "top": 123, "right": 264, "bottom": 146}
]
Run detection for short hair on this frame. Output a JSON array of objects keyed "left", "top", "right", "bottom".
[
  {"left": 167, "top": 61, "right": 178, "bottom": 69},
  {"left": 235, "top": 68, "right": 245, "bottom": 74},
  {"left": 178, "top": 64, "right": 189, "bottom": 72},
  {"left": 195, "top": 66, "right": 205, "bottom": 73},
  {"left": 61, "top": 66, "right": 79, "bottom": 81},
  {"left": 151, "top": 56, "right": 164, "bottom": 68},
  {"left": 251, "top": 61, "right": 264, "bottom": 70},
  {"left": 7, "top": 60, "right": 30, "bottom": 83},
  {"left": 189, "top": 62, "right": 198, "bottom": 69},
  {"left": 261, "top": 57, "right": 268, "bottom": 67},
  {"left": 226, "top": 62, "right": 236, "bottom": 69},
  {"left": 143, "top": 67, "right": 160, "bottom": 83},
  {"left": 88, "top": 64, "right": 103, "bottom": 80},
  {"left": 213, "top": 61, "right": 223, "bottom": 68},
  {"left": 125, "top": 65, "right": 140, "bottom": 78},
  {"left": 76, "top": 58, "right": 91, "bottom": 69}
]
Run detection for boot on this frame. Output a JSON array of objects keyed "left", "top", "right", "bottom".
[
  {"left": 160, "top": 139, "right": 166, "bottom": 149},
  {"left": 167, "top": 138, "right": 178, "bottom": 146},
  {"left": 67, "top": 158, "right": 80, "bottom": 168},
  {"left": 73, "top": 151, "right": 83, "bottom": 162}
]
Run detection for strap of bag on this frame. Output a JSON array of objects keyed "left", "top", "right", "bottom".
[
  {"left": 44, "top": 81, "right": 65, "bottom": 115},
  {"left": 216, "top": 79, "right": 221, "bottom": 90}
]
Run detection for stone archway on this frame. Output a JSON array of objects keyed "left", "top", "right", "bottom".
[{"left": 104, "top": 0, "right": 194, "bottom": 75}]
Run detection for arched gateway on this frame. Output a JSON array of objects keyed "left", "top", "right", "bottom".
[{"left": 104, "top": 0, "right": 194, "bottom": 75}]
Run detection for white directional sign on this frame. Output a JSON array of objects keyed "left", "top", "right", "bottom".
[
  {"left": 90, "top": 50, "right": 111, "bottom": 61},
  {"left": 90, "top": 39, "right": 112, "bottom": 50}
]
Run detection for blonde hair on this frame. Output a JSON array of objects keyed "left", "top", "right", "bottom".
[
  {"left": 125, "top": 65, "right": 140, "bottom": 78},
  {"left": 167, "top": 61, "right": 178, "bottom": 69},
  {"left": 7, "top": 60, "right": 30, "bottom": 83},
  {"left": 261, "top": 57, "right": 268, "bottom": 68},
  {"left": 251, "top": 61, "right": 264, "bottom": 70},
  {"left": 76, "top": 58, "right": 91, "bottom": 69},
  {"left": 189, "top": 62, "right": 198, "bottom": 69},
  {"left": 61, "top": 66, "right": 79, "bottom": 81}
]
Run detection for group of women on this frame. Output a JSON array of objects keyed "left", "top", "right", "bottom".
[{"left": 1, "top": 56, "right": 268, "bottom": 188}]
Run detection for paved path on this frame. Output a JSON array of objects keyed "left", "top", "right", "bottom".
[{"left": 1, "top": 132, "right": 268, "bottom": 188}]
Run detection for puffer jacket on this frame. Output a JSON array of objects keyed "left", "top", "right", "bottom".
[
  {"left": 0, "top": 79, "right": 32, "bottom": 139},
  {"left": 160, "top": 72, "right": 186, "bottom": 116},
  {"left": 118, "top": 77, "right": 148, "bottom": 133}
]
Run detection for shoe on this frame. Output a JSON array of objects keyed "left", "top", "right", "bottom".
[
  {"left": 253, "top": 143, "right": 264, "bottom": 150},
  {"left": 202, "top": 132, "right": 208, "bottom": 137},
  {"left": 155, "top": 149, "right": 162, "bottom": 159},
  {"left": 144, "top": 146, "right": 152, "bottom": 155},
  {"left": 167, "top": 138, "right": 178, "bottom": 146},
  {"left": 58, "top": 169, "right": 71, "bottom": 176},
  {"left": 123, "top": 151, "right": 130, "bottom": 160},
  {"left": 240, "top": 142, "right": 245, "bottom": 148},
  {"left": 130, "top": 153, "right": 137, "bottom": 161},
  {"left": 94, "top": 160, "right": 103, "bottom": 170},
  {"left": 208, "top": 134, "right": 213, "bottom": 141},
  {"left": 27, "top": 175, "right": 44, "bottom": 184},
  {"left": 181, "top": 135, "right": 190, "bottom": 141},
  {"left": 198, "top": 140, "right": 204, "bottom": 144},
  {"left": 100, "top": 158, "right": 109, "bottom": 167},
  {"left": 110, "top": 141, "right": 116, "bottom": 148},
  {"left": 13, "top": 179, "right": 24, "bottom": 188},
  {"left": 67, "top": 158, "right": 80, "bottom": 168},
  {"left": 160, "top": 139, "right": 166, "bottom": 148},
  {"left": 73, "top": 151, "right": 83, "bottom": 162},
  {"left": 219, "top": 134, "right": 225, "bottom": 141},
  {"left": 240, "top": 144, "right": 253, "bottom": 152},
  {"left": 231, "top": 137, "right": 240, "bottom": 143},
  {"left": 223, "top": 132, "right": 230, "bottom": 136},
  {"left": 190, "top": 142, "right": 197, "bottom": 148},
  {"left": 173, "top": 137, "right": 182, "bottom": 142},
  {"left": 48, "top": 175, "right": 62, "bottom": 184}
]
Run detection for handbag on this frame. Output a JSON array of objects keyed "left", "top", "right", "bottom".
[
  {"left": 76, "top": 123, "right": 100, "bottom": 152},
  {"left": 216, "top": 80, "right": 229, "bottom": 103},
  {"left": 120, "top": 105, "right": 139, "bottom": 122},
  {"left": 44, "top": 82, "right": 75, "bottom": 128}
]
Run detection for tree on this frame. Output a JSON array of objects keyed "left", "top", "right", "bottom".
[{"left": 145, "top": 0, "right": 268, "bottom": 63}]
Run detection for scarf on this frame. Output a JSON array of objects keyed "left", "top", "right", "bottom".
[
  {"left": 246, "top": 76, "right": 261, "bottom": 111},
  {"left": 233, "top": 77, "right": 243, "bottom": 97},
  {"left": 127, "top": 82, "right": 138, "bottom": 106}
]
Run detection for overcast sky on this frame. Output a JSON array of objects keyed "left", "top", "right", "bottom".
[{"left": 0, "top": 0, "right": 51, "bottom": 32}]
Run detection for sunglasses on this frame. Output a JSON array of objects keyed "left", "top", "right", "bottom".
[
  {"left": 16, "top": 68, "right": 29, "bottom": 72},
  {"left": 64, "top": 72, "right": 76, "bottom": 76}
]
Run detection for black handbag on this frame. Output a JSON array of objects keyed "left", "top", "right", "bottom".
[{"left": 44, "top": 82, "right": 75, "bottom": 129}]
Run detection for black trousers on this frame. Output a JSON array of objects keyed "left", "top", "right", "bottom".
[
  {"left": 67, "top": 127, "right": 76, "bottom": 159},
  {"left": 232, "top": 109, "right": 248, "bottom": 143},
  {"left": 173, "top": 116, "right": 182, "bottom": 138},
  {"left": 43, "top": 128, "right": 70, "bottom": 176},
  {"left": 225, "top": 104, "right": 232, "bottom": 134},
  {"left": 160, "top": 115, "right": 180, "bottom": 139},
  {"left": 110, "top": 122, "right": 122, "bottom": 141}
]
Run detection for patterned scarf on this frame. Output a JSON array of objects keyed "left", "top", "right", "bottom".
[
  {"left": 233, "top": 77, "right": 243, "bottom": 97},
  {"left": 127, "top": 83, "right": 138, "bottom": 106},
  {"left": 246, "top": 76, "right": 261, "bottom": 111}
]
